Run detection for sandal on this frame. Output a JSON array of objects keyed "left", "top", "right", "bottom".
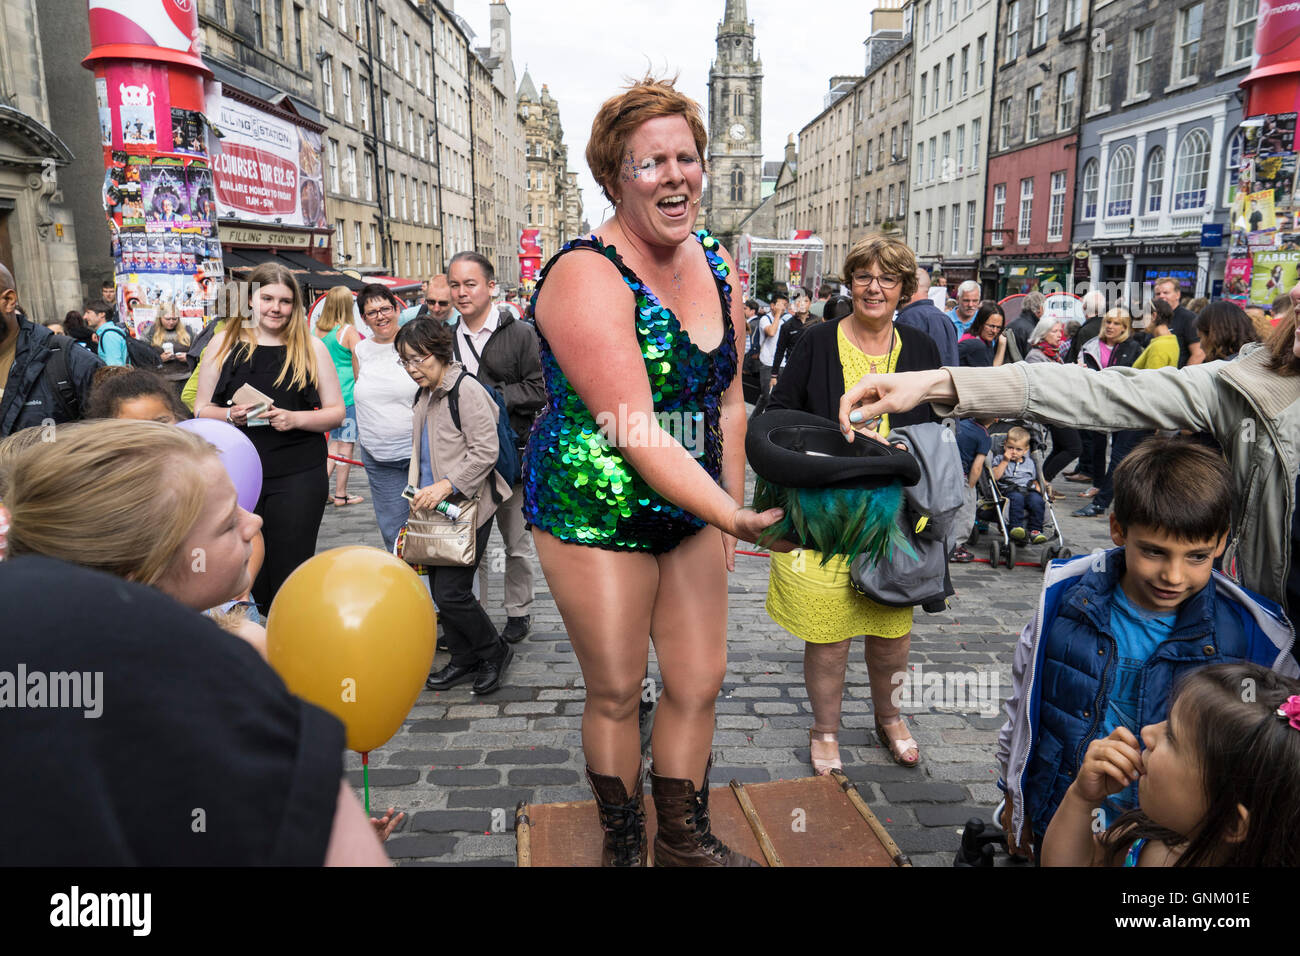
[
  {"left": 332, "top": 494, "right": 365, "bottom": 507},
  {"left": 809, "top": 730, "right": 843, "bottom": 776},
  {"left": 1080, "top": 487, "right": 1099, "bottom": 498},
  {"left": 875, "top": 717, "right": 921, "bottom": 768}
]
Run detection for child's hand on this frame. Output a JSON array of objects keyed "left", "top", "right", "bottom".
[
  {"left": 369, "top": 807, "right": 405, "bottom": 841},
  {"left": 1072, "top": 727, "right": 1144, "bottom": 804}
]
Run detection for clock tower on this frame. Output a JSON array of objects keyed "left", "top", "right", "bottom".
[{"left": 706, "top": 0, "right": 763, "bottom": 252}]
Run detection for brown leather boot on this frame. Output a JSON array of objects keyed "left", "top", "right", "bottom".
[
  {"left": 586, "top": 765, "right": 647, "bottom": 867},
  {"left": 649, "top": 758, "right": 761, "bottom": 867}
]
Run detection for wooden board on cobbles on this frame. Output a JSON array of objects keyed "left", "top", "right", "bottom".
[{"left": 516, "top": 771, "right": 909, "bottom": 867}]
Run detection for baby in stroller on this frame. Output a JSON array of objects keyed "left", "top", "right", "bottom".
[{"left": 990, "top": 426, "right": 1048, "bottom": 545}]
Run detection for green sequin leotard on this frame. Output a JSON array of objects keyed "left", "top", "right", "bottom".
[{"left": 522, "top": 231, "right": 737, "bottom": 553}]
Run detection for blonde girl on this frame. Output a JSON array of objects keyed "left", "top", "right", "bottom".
[
  {"left": 192, "top": 261, "right": 344, "bottom": 610},
  {"left": 314, "top": 285, "right": 364, "bottom": 507}
]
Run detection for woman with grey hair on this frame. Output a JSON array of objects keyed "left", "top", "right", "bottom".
[{"left": 1024, "top": 316, "right": 1081, "bottom": 489}]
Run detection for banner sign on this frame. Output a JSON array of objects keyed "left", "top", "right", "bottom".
[{"left": 212, "top": 95, "right": 327, "bottom": 229}]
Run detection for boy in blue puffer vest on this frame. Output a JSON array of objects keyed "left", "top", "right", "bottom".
[{"left": 995, "top": 437, "right": 1297, "bottom": 860}]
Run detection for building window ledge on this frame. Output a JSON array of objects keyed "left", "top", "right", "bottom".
[
  {"left": 1162, "top": 77, "right": 1199, "bottom": 95},
  {"left": 1215, "top": 62, "right": 1249, "bottom": 78},
  {"left": 1120, "top": 92, "right": 1151, "bottom": 108},
  {"left": 1084, "top": 107, "right": 1111, "bottom": 120}
]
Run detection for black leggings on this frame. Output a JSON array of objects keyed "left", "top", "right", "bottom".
[
  {"left": 1042, "top": 425, "right": 1082, "bottom": 482},
  {"left": 432, "top": 518, "right": 503, "bottom": 668},
  {"left": 252, "top": 465, "right": 329, "bottom": 612}
]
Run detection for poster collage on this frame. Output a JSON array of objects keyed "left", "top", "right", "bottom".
[
  {"left": 98, "top": 75, "right": 221, "bottom": 335},
  {"left": 1226, "top": 112, "right": 1300, "bottom": 304}
]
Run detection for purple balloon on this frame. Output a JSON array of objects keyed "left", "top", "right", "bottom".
[{"left": 176, "top": 418, "right": 263, "bottom": 512}]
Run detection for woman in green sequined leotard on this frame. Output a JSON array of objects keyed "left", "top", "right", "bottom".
[{"left": 526, "top": 79, "right": 784, "bottom": 867}]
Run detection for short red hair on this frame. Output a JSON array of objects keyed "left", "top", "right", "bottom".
[{"left": 586, "top": 76, "right": 708, "bottom": 204}]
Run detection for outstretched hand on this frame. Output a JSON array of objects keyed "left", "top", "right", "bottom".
[
  {"left": 837, "top": 369, "right": 955, "bottom": 443},
  {"left": 369, "top": 807, "right": 405, "bottom": 842}
]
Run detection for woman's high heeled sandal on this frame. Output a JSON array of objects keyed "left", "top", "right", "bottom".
[
  {"left": 809, "top": 729, "right": 843, "bottom": 776},
  {"left": 875, "top": 717, "right": 921, "bottom": 768}
]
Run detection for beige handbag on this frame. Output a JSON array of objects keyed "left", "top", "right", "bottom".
[{"left": 395, "top": 406, "right": 479, "bottom": 567}]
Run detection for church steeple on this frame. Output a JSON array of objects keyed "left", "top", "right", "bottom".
[{"left": 705, "top": 0, "right": 762, "bottom": 250}]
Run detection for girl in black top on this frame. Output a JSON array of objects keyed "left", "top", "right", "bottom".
[{"left": 193, "top": 262, "right": 345, "bottom": 610}]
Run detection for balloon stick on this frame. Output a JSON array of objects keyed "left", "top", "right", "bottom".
[{"left": 362, "top": 751, "right": 370, "bottom": 816}]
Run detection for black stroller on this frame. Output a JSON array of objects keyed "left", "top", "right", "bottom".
[{"left": 966, "top": 422, "right": 1071, "bottom": 570}]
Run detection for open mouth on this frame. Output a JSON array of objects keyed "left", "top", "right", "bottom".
[
  {"left": 658, "top": 195, "right": 689, "bottom": 218},
  {"left": 1150, "top": 586, "right": 1183, "bottom": 601}
]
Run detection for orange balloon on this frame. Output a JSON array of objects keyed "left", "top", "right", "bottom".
[{"left": 266, "top": 547, "right": 436, "bottom": 752}]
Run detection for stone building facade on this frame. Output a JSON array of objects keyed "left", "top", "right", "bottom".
[
  {"left": 853, "top": 11, "right": 911, "bottom": 251},
  {"left": 518, "top": 73, "right": 578, "bottom": 264},
  {"left": 470, "top": 49, "right": 496, "bottom": 271},
  {"left": 0, "top": 0, "right": 81, "bottom": 319},
  {"left": 1073, "top": 0, "right": 1255, "bottom": 300},
  {"left": 430, "top": 1, "right": 474, "bottom": 267},
  {"left": 907, "top": 0, "right": 998, "bottom": 287},
  {"left": 982, "top": 0, "right": 1092, "bottom": 297}
]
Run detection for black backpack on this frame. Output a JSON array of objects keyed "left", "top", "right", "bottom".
[
  {"left": 40, "top": 334, "right": 85, "bottom": 422},
  {"left": 97, "top": 325, "right": 163, "bottom": 369},
  {"left": 445, "top": 370, "right": 521, "bottom": 501}
]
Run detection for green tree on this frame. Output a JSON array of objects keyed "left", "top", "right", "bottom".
[{"left": 753, "top": 256, "right": 775, "bottom": 302}]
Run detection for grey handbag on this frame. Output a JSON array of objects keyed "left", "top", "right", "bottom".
[{"left": 850, "top": 420, "right": 964, "bottom": 611}]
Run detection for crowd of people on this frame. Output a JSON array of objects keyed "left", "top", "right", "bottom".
[{"left": 4, "top": 75, "right": 1300, "bottom": 870}]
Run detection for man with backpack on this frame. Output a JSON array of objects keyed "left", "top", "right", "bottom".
[
  {"left": 86, "top": 299, "right": 162, "bottom": 370},
  {"left": 0, "top": 265, "right": 102, "bottom": 438},
  {"left": 447, "top": 251, "right": 545, "bottom": 645}
]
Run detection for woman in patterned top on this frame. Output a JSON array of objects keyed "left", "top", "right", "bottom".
[{"left": 523, "top": 77, "right": 783, "bottom": 867}]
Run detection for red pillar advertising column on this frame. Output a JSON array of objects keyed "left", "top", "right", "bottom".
[
  {"left": 83, "top": 0, "right": 222, "bottom": 336},
  {"left": 1233, "top": 1, "right": 1300, "bottom": 305}
]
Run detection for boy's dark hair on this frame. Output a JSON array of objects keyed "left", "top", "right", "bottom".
[
  {"left": 395, "top": 316, "right": 454, "bottom": 366},
  {"left": 1112, "top": 437, "right": 1231, "bottom": 541},
  {"left": 744, "top": 298, "right": 759, "bottom": 312},
  {"left": 448, "top": 250, "right": 495, "bottom": 283},
  {"left": 818, "top": 283, "right": 834, "bottom": 298},
  {"left": 83, "top": 298, "right": 112, "bottom": 316},
  {"left": 86, "top": 368, "right": 191, "bottom": 422},
  {"left": 1102, "top": 663, "right": 1300, "bottom": 866}
]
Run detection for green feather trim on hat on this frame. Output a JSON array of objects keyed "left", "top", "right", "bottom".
[{"left": 753, "top": 479, "right": 915, "bottom": 567}]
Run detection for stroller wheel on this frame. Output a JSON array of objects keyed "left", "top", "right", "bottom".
[
  {"left": 1006, "top": 541, "right": 1018, "bottom": 569},
  {"left": 989, "top": 540, "right": 1000, "bottom": 568},
  {"left": 1058, "top": 547, "right": 1072, "bottom": 560},
  {"left": 1040, "top": 545, "right": 1058, "bottom": 570}
]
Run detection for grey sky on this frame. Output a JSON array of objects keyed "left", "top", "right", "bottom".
[{"left": 459, "top": 0, "right": 880, "bottom": 231}]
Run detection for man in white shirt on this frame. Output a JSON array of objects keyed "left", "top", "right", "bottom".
[
  {"left": 448, "top": 251, "right": 545, "bottom": 644},
  {"left": 754, "top": 292, "right": 789, "bottom": 415},
  {"left": 927, "top": 271, "right": 949, "bottom": 310}
]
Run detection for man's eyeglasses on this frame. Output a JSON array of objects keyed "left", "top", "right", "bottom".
[
  {"left": 851, "top": 272, "right": 901, "bottom": 290},
  {"left": 364, "top": 305, "right": 396, "bottom": 320},
  {"left": 426, "top": 299, "right": 450, "bottom": 308}
]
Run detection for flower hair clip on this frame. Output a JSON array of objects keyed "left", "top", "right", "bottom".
[{"left": 1276, "top": 695, "right": 1300, "bottom": 731}]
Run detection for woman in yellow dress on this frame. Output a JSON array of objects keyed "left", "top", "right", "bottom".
[{"left": 765, "top": 235, "right": 942, "bottom": 772}]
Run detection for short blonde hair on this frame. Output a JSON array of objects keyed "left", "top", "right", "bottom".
[
  {"left": 1102, "top": 307, "right": 1133, "bottom": 343},
  {"left": 587, "top": 76, "right": 708, "bottom": 204},
  {"left": 0, "top": 420, "right": 215, "bottom": 587},
  {"left": 842, "top": 235, "right": 918, "bottom": 303}
]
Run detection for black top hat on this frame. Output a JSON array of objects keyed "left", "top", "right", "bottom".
[{"left": 746, "top": 409, "right": 920, "bottom": 490}]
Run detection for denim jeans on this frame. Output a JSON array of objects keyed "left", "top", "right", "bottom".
[
  {"left": 359, "top": 444, "right": 411, "bottom": 553},
  {"left": 1005, "top": 487, "right": 1045, "bottom": 531}
]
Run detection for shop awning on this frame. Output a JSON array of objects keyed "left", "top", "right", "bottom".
[
  {"left": 223, "top": 248, "right": 370, "bottom": 292},
  {"left": 367, "top": 274, "right": 424, "bottom": 294}
]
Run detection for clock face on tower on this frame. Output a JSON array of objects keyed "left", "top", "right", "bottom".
[{"left": 729, "top": 123, "right": 746, "bottom": 142}]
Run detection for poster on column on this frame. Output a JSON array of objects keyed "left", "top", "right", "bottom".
[
  {"left": 212, "top": 95, "right": 328, "bottom": 228},
  {"left": 1250, "top": 250, "right": 1300, "bottom": 301}
]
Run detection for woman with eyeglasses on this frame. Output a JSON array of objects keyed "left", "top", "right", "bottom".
[
  {"left": 396, "top": 318, "right": 513, "bottom": 697},
  {"left": 192, "top": 262, "right": 345, "bottom": 611},
  {"left": 352, "top": 284, "right": 419, "bottom": 551},
  {"left": 765, "top": 234, "right": 942, "bottom": 773},
  {"left": 957, "top": 301, "right": 1008, "bottom": 368}
]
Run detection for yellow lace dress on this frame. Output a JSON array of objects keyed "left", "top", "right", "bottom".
[{"left": 765, "top": 324, "right": 913, "bottom": 643}]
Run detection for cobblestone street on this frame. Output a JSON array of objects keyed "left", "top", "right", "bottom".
[{"left": 319, "top": 461, "right": 1114, "bottom": 866}]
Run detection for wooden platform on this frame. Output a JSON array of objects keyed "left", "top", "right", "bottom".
[{"left": 516, "top": 770, "right": 910, "bottom": 867}]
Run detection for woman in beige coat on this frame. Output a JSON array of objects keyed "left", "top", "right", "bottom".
[{"left": 395, "top": 318, "right": 513, "bottom": 696}]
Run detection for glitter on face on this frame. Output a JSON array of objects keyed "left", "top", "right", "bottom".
[{"left": 522, "top": 231, "right": 736, "bottom": 553}]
